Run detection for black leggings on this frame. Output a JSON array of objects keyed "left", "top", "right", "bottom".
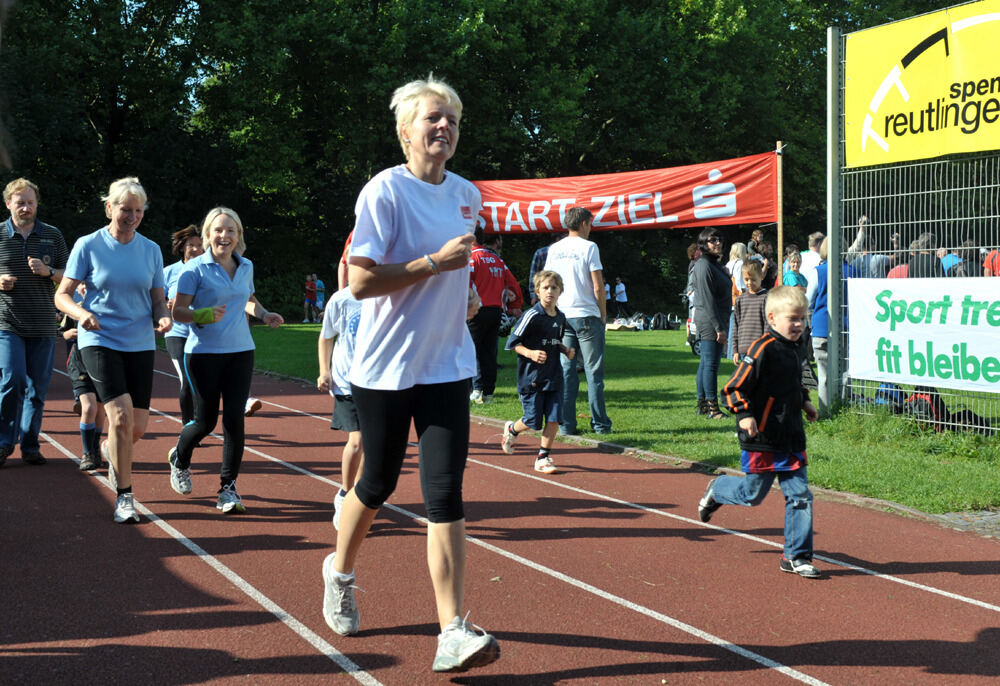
[
  {"left": 351, "top": 380, "right": 470, "bottom": 523},
  {"left": 165, "top": 337, "right": 194, "bottom": 424},
  {"left": 175, "top": 350, "right": 253, "bottom": 485}
]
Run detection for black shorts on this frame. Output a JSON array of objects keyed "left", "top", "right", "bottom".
[
  {"left": 79, "top": 347, "right": 155, "bottom": 409},
  {"left": 330, "top": 394, "right": 360, "bottom": 432},
  {"left": 66, "top": 344, "right": 97, "bottom": 396}
]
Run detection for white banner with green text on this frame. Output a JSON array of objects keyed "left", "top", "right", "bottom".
[{"left": 847, "top": 278, "right": 1000, "bottom": 393}]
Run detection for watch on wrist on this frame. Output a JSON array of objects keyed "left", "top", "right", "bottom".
[{"left": 48, "top": 267, "right": 54, "bottom": 278}]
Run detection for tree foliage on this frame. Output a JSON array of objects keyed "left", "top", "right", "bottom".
[{"left": 1, "top": 0, "right": 947, "bottom": 313}]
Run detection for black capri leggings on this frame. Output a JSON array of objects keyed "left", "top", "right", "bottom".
[
  {"left": 164, "top": 336, "right": 194, "bottom": 424},
  {"left": 351, "top": 379, "right": 470, "bottom": 523},
  {"left": 174, "top": 350, "right": 253, "bottom": 486}
]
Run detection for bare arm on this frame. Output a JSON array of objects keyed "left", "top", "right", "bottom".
[
  {"left": 317, "top": 334, "right": 335, "bottom": 391},
  {"left": 591, "top": 269, "right": 606, "bottom": 321},
  {"left": 246, "top": 294, "right": 284, "bottom": 328},
  {"left": 55, "top": 277, "right": 99, "bottom": 330},
  {"left": 348, "top": 233, "right": 474, "bottom": 300}
]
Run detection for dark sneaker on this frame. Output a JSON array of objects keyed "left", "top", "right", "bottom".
[
  {"left": 21, "top": 450, "right": 47, "bottom": 465},
  {"left": 698, "top": 477, "right": 722, "bottom": 523},
  {"left": 0, "top": 445, "right": 13, "bottom": 468},
  {"left": 432, "top": 613, "right": 500, "bottom": 673},
  {"left": 780, "top": 556, "right": 821, "bottom": 579},
  {"left": 79, "top": 452, "right": 100, "bottom": 471},
  {"left": 216, "top": 483, "right": 246, "bottom": 514}
]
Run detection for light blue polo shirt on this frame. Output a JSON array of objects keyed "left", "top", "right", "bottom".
[
  {"left": 163, "top": 260, "right": 191, "bottom": 340},
  {"left": 176, "top": 250, "right": 255, "bottom": 354},
  {"left": 64, "top": 227, "right": 165, "bottom": 352}
]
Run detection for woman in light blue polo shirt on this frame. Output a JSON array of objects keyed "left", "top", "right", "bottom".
[
  {"left": 55, "top": 177, "right": 172, "bottom": 524},
  {"left": 163, "top": 224, "right": 204, "bottom": 424},
  {"left": 167, "top": 207, "right": 283, "bottom": 514}
]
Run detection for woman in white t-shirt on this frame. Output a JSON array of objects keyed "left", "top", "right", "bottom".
[{"left": 319, "top": 76, "right": 499, "bottom": 674}]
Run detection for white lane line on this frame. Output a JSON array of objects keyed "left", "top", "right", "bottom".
[
  {"left": 142, "top": 405, "right": 827, "bottom": 683},
  {"left": 147, "top": 365, "right": 1000, "bottom": 614},
  {"left": 153, "top": 368, "right": 331, "bottom": 421},
  {"left": 40, "top": 427, "right": 381, "bottom": 686},
  {"left": 468, "top": 459, "right": 1000, "bottom": 615}
]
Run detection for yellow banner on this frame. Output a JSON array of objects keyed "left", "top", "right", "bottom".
[{"left": 845, "top": 0, "right": 1000, "bottom": 168}]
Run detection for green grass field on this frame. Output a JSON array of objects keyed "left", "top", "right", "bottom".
[{"left": 252, "top": 324, "right": 999, "bottom": 514}]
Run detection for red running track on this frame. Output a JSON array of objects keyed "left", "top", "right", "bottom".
[{"left": 1, "top": 352, "right": 998, "bottom": 685}]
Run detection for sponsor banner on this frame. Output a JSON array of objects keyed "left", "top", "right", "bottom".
[
  {"left": 847, "top": 278, "right": 1000, "bottom": 393},
  {"left": 472, "top": 152, "right": 776, "bottom": 233},
  {"left": 845, "top": 0, "right": 1000, "bottom": 168}
]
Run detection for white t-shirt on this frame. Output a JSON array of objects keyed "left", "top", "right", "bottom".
[
  {"left": 614, "top": 282, "right": 627, "bottom": 303},
  {"left": 348, "top": 165, "right": 479, "bottom": 390},
  {"left": 320, "top": 287, "right": 362, "bottom": 395},
  {"left": 543, "top": 235, "right": 603, "bottom": 319}
]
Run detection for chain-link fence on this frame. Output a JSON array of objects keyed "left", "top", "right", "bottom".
[{"left": 829, "top": 22, "right": 999, "bottom": 434}]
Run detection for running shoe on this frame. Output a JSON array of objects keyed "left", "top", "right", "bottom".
[
  {"left": 322, "top": 552, "right": 360, "bottom": 635},
  {"left": 698, "top": 477, "right": 722, "bottom": 523},
  {"left": 168, "top": 446, "right": 192, "bottom": 495},
  {"left": 779, "top": 556, "right": 822, "bottom": 579},
  {"left": 79, "top": 452, "right": 100, "bottom": 472},
  {"left": 333, "top": 490, "right": 345, "bottom": 530},
  {"left": 0, "top": 445, "right": 10, "bottom": 468},
  {"left": 21, "top": 450, "right": 47, "bottom": 465},
  {"left": 216, "top": 483, "right": 246, "bottom": 514},
  {"left": 500, "top": 421, "right": 517, "bottom": 454},
  {"left": 469, "top": 389, "right": 484, "bottom": 404},
  {"left": 244, "top": 397, "right": 263, "bottom": 417},
  {"left": 533, "top": 456, "right": 558, "bottom": 474},
  {"left": 113, "top": 493, "right": 140, "bottom": 524},
  {"left": 432, "top": 613, "right": 500, "bottom": 673}
]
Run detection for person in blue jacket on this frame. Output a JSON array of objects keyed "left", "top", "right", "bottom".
[{"left": 167, "top": 207, "right": 283, "bottom": 514}]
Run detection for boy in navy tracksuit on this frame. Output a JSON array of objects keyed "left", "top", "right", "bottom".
[
  {"left": 500, "top": 270, "right": 575, "bottom": 474},
  {"left": 698, "top": 286, "right": 822, "bottom": 578}
]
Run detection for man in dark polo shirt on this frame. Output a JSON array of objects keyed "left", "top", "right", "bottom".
[{"left": 1, "top": 178, "right": 68, "bottom": 467}]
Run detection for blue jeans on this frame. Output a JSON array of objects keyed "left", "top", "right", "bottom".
[
  {"left": 711, "top": 467, "right": 814, "bottom": 560},
  {"left": 696, "top": 337, "right": 723, "bottom": 401},
  {"left": 560, "top": 316, "right": 611, "bottom": 433},
  {"left": 0, "top": 331, "right": 55, "bottom": 453}
]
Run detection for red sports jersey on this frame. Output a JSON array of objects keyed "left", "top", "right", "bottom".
[{"left": 468, "top": 246, "right": 522, "bottom": 310}]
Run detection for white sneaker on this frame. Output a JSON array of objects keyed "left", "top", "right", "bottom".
[
  {"left": 333, "top": 490, "right": 345, "bottom": 530},
  {"left": 469, "top": 389, "right": 484, "bottom": 404},
  {"left": 244, "top": 398, "right": 263, "bottom": 417},
  {"left": 322, "top": 553, "right": 360, "bottom": 635},
  {"left": 113, "top": 493, "right": 140, "bottom": 524},
  {"left": 432, "top": 613, "right": 500, "bottom": 672},
  {"left": 500, "top": 421, "right": 517, "bottom": 454},
  {"left": 216, "top": 483, "right": 246, "bottom": 514},
  {"left": 168, "top": 447, "right": 192, "bottom": 495},
  {"left": 534, "top": 456, "right": 559, "bottom": 474}
]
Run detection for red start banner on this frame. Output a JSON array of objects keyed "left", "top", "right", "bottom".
[{"left": 472, "top": 152, "right": 777, "bottom": 233}]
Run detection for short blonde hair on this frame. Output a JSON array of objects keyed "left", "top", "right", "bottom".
[
  {"left": 102, "top": 177, "right": 148, "bottom": 217},
  {"left": 200, "top": 207, "right": 247, "bottom": 255},
  {"left": 3, "top": 178, "right": 40, "bottom": 204},
  {"left": 390, "top": 75, "right": 463, "bottom": 159},
  {"left": 765, "top": 285, "right": 808, "bottom": 318},
  {"left": 532, "top": 269, "right": 563, "bottom": 293},
  {"left": 729, "top": 242, "right": 747, "bottom": 261}
]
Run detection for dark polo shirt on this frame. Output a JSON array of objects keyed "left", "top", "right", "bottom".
[{"left": 0, "top": 218, "right": 68, "bottom": 337}]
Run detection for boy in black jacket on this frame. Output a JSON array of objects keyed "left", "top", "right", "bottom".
[{"left": 698, "top": 286, "right": 821, "bottom": 578}]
